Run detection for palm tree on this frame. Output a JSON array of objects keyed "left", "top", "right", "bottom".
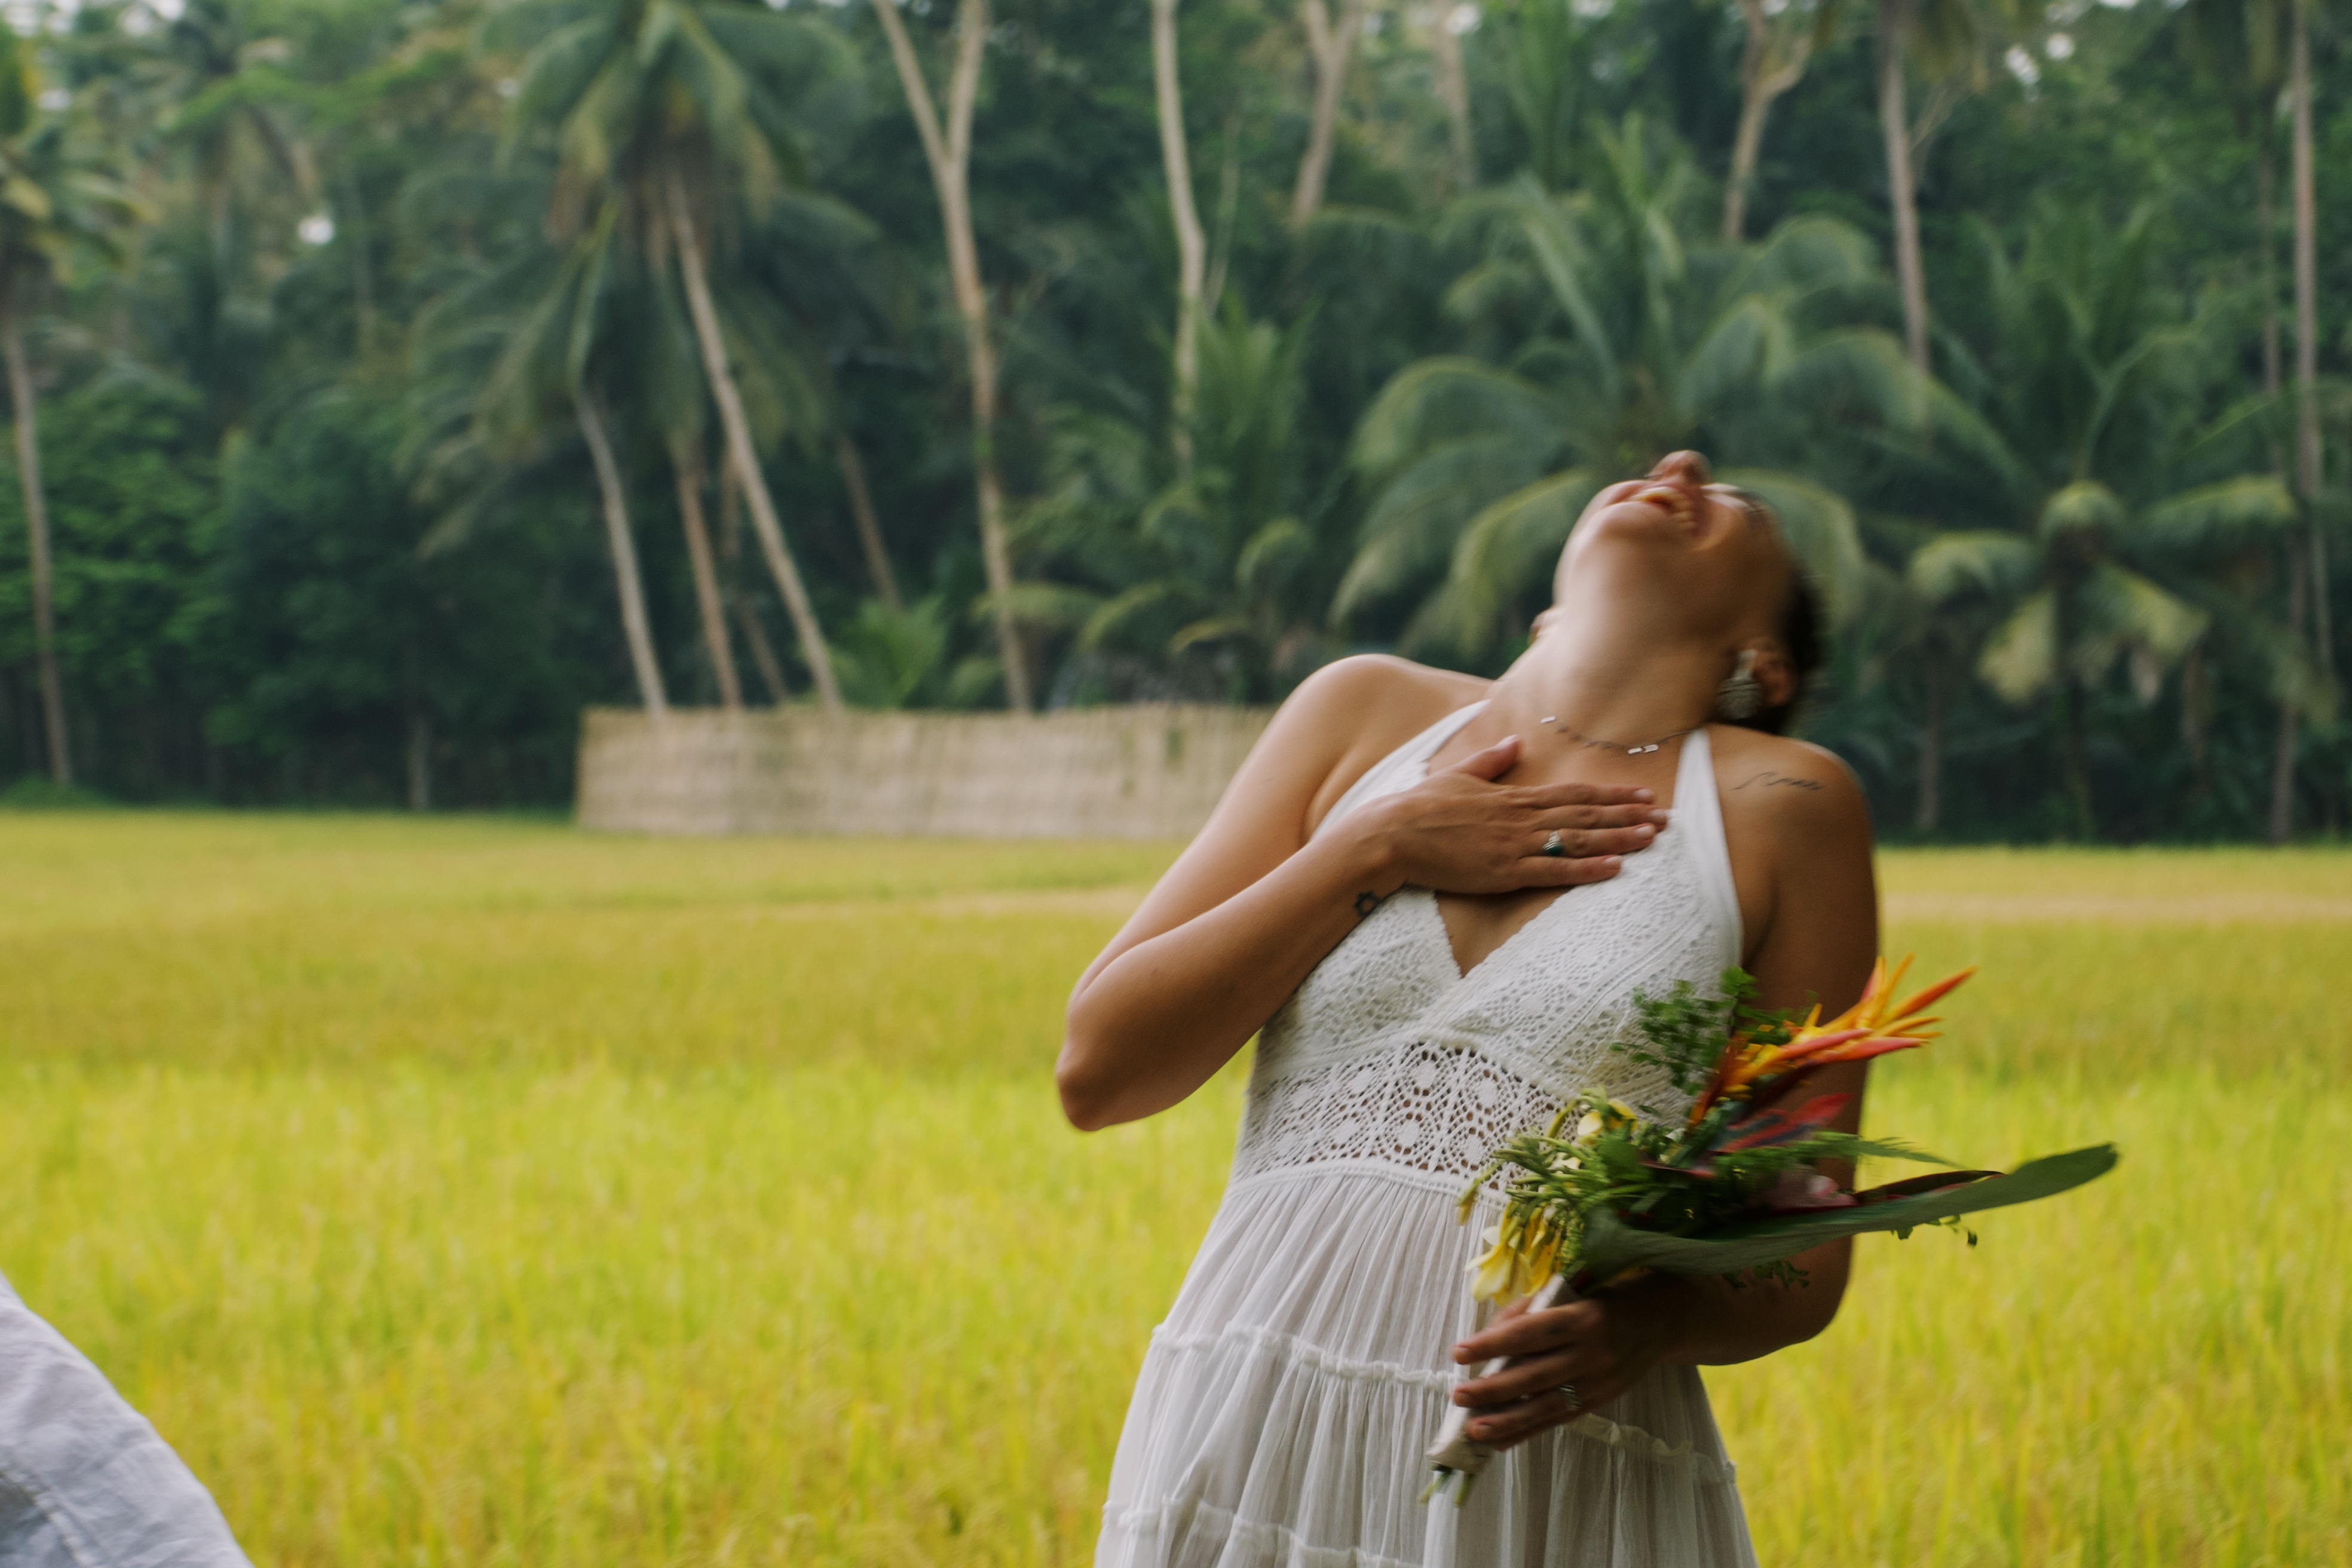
[
  {"left": 2178, "top": 0, "right": 2287, "bottom": 402},
  {"left": 505, "top": 0, "right": 845, "bottom": 709},
  {"left": 1874, "top": 0, "right": 2002, "bottom": 371},
  {"left": 409, "top": 220, "right": 672, "bottom": 715},
  {"left": 1019, "top": 300, "right": 1338, "bottom": 698},
  {"left": 0, "top": 35, "right": 139, "bottom": 784},
  {"left": 1724, "top": 0, "right": 1839, "bottom": 240},
  {"left": 1152, "top": 0, "right": 1208, "bottom": 479},
  {"left": 2272, "top": 0, "right": 2328, "bottom": 838},
  {"left": 868, "top": 0, "right": 1030, "bottom": 710},
  {"left": 1340, "top": 120, "right": 1918, "bottom": 663},
  {"left": 2175, "top": 0, "right": 2314, "bottom": 840},
  {"left": 140, "top": 0, "right": 313, "bottom": 262},
  {"left": 1291, "top": 0, "right": 1373, "bottom": 228},
  {"left": 1902, "top": 210, "right": 2302, "bottom": 836}
]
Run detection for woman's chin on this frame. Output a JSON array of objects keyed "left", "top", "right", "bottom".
[{"left": 1582, "top": 500, "right": 1697, "bottom": 550}]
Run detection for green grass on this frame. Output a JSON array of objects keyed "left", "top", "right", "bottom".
[{"left": 1, "top": 816, "right": 2346, "bottom": 1565}]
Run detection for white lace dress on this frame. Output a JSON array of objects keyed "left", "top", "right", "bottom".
[{"left": 1095, "top": 703, "right": 1759, "bottom": 1568}]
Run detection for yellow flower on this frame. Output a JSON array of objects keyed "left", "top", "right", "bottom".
[{"left": 1466, "top": 1211, "right": 1563, "bottom": 1304}]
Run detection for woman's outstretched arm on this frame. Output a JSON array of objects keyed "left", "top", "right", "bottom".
[{"left": 1057, "top": 658, "right": 1667, "bottom": 1131}]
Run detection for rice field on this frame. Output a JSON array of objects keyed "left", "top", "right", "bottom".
[{"left": 0, "top": 813, "right": 2345, "bottom": 1566}]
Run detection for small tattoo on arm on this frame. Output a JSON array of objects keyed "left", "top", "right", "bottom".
[
  {"left": 1734, "top": 770, "right": 1823, "bottom": 792},
  {"left": 1353, "top": 890, "right": 1386, "bottom": 918}
]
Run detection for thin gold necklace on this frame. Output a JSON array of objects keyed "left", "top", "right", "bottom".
[{"left": 1538, "top": 715, "right": 1696, "bottom": 756}]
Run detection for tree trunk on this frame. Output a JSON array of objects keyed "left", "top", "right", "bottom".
[
  {"left": 870, "top": 0, "right": 1034, "bottom": 712},
  {"left": 1723, "top": 0, "right": 1811, "bottom": 241},
  {"left": 2268, "top": 541, "right": 2307, "bottom": 843},
  {"left": 1914, "top": 655, "right": 1943, "bottom": 834},
  {"left": 574, "top": 391, "right": 669, "bottom": 718},
  {"left": 1427, "top": 5, "right": 1477, "bottom": 192},
  {"left": 2056, "top": 681, "right": 2094, "bottom": 841},
  {"left": 405, "top": 710, "right": 431, "bottom": 811},
  {"left": 716, "top": 462, "right": 791, "bottom": 704},
  {"left": 671, "top": 434, "right": 742, "bottom": 710},
  {"left": 2258, "top": 141, "right": 2281, "bottom": 401},
  {"left": 3, "top": 286, "right": 69, "bottom": 785},
  {"left": 1876, "top": 0, "right": 1930, "bottom": 374},
  {"left": 1290, "top": 0, "right": 1371, "bottom": 228},
  {"left": 665, "top": 183, "right": 841, "bottom": 711},
  {"left": 1153, "top": 0, "right": 1208, "bottom": 478},
  {"left": 2288, "top": 2, "right": 2329, "bottom": 684},
  {"left": 2180, "top": 643, "right": 2211, "bottom": 800},
  {"left": 834, "top": 435, "right": 903, "bottom": 611}
]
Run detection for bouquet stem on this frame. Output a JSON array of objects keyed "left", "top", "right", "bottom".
[{"left": 1423, "top": 1273, "right": 1574, "bottom": 1501}]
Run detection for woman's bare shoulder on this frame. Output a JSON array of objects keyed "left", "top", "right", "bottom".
[
  {"left": 1707, "top": 727, "right": 1873, "bottom": 849},
  {"left": 1283, "top": 656, "right": 1491, "bottom": 829},
  {"left": 1291, "top": 653, "right": 1491, "bottom": 718}
]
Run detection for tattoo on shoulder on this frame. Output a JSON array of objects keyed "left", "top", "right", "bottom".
[{"left": 1734, "top": 770, "right": 1825, "bottom": 793}]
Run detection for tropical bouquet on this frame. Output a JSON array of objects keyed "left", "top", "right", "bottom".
[{"left": 1423, "top": 957, "right": 2117, "bottom": 1501}]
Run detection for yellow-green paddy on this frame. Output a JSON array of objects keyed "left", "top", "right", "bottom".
[{"left": 1, "top": 814, "right": 2344, "bottom": 1565}]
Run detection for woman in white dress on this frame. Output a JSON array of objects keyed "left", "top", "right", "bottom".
[{"left": 1059, "top": 452, "right": 1881, "bottom": 1567}]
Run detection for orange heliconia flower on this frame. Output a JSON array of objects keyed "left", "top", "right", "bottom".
[{"left": 1689, "top": 957, "right": 1976, "bottom": 1125}]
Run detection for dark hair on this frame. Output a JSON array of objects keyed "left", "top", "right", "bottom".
[{"left": 1721, "top": 489, "right": 1826, "bottom": 737}]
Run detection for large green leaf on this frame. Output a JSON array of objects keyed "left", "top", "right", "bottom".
[{"left": 1578, "top": 1145, "right": 2120, "bottom": 1282}]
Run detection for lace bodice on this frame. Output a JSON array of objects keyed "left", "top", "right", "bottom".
[{"left": 1232, "top": 703, "right": 1744, "bottom": 1194}]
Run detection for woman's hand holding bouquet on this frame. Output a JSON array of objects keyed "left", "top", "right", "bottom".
[{"left": 1423, "top": 958, "right": 2117, "bottom": 1501}]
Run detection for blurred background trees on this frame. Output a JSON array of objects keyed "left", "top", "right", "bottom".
[{"left": 0, "top": 0, "right": 2344, "bottom": 841}]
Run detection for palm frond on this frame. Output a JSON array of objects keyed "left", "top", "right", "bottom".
[
  {"left": 2136, "top": 476, "right": 2298, "bottom": 553},
  {"left": 1979, "top": 589, "right": 2060, "bottom": 703},
  {"left": 1910, "top": 531, "right": 2038, "bottom": 605}
]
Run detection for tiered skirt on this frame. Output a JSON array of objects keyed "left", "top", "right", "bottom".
[{"left": 1095, "top": 1166, "right": 1756, "bottom": 1568}]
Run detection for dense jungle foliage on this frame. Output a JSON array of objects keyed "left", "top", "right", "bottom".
[{"left": 0, "top": 0, "right": 2345, "bottom": 840}]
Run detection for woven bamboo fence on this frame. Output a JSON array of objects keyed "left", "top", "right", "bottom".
[{"left": 575, "top": 705, "right": 1275, "bottom": 838}]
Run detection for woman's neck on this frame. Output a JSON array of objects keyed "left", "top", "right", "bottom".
[{"left": 1489, "top": 615, "right": 1722, "bottom": 753}]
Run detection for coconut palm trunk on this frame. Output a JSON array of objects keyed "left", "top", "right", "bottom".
[
  {"left": 1291, "top": 0, "right": 1371, "bottom": 228},
  {"left": 1915, "top": 655, "right": 1944, "bottom": 832},
  {"left": 2, "top": 279, "right": 69, "bottom": 783},
  {"left": 2056, "top": 681, "right": 2094, "bottom": 840},
  {"left": 1153, "top": 0, "right": 1208, "bottom": 477},
  {"left": 2269, "top": 0, "right": 2322, "bottom": 843},
  {"left": 834, "top": 435, "right": 902, "bottom": 611},
  {"left": 1876, "top": 0, "right": 1931, "bottom": 373},
  {"left": 2287, "top": 0, "right": 2326, "bottom": 679},
  {"left": 1724, "top": 0, "right": 1815, "bottom": 241},
  {"left": 716, "top": 464, "right": 792, "bottom": 705},
  {"left": 869, "top": 0, "right": 1033, "bottom": 711},
  {"left": 664, "top": 183, "right": 841, "bottom": 711},
  {"left": 574, "top": 391, "right": 669, "bottom": 718},
  {"left": 670, "top": 434, "right": 742, "bottom": 710},
  {"left": 2258, "top": 143, "right": 2281, "bottom": 401}
]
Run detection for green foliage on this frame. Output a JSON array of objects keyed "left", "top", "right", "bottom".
[
  {"left": 0, "top": 0, "right": 2338, "bottom": 835},
  {"left": 1621, "top": 969, "right": 1764, "bottom": 1102}
]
